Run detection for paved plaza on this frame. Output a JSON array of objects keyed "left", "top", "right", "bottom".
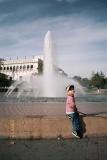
[
  {"left": 0, "top": 101, "right": 107, "bottom": 118},
  {"left": 0, "top": 136, "right": 107, "bottom": 160},
  {"left": 0, "top": 100, "right": 107, "bottom": 159}
]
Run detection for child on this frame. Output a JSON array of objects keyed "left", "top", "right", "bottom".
[{"left": 66, "top": 85, "right": 81, "bottom": 138}]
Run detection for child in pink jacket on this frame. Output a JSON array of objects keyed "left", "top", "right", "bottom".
[{"left": 66, "top": 85, "right": 81, "bottom": 138}]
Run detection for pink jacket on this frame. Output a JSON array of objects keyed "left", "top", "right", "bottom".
[{"left": 66, "top": 95, "right": 75, "bottom": 113}]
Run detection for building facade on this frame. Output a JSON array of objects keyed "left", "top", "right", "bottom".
[{"left": 0, "top": 56, "right": 43, "bottom": 80}]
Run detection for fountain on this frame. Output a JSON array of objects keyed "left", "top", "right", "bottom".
[
  {"left": 0, "top": 32, "right": 107, "bottom": 141},
  {"left": 6, "top": 31, "right": 85, "bottom": 98},
  {"left": 43, "top": 31, "right": 56, "bottom": 97}
]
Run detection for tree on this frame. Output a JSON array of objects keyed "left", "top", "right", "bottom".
[
  {"left": 104, "top": 78, "right": 107, "bottom": 88},
  {"left": 73, "top": 76, "right": 82, "bottom": 82},
  {"left": 80, "top": 78, "right": 91, "bottom": 88},
  {"left": 0, "top": 73, "right": 13, "bottom": 87},
  {"left": 37, "top": 59, "right": 43, "bottom": 74},
  {"left": 90, "top": 72, "right": 106, "bottom": 89},
  {"left": 73, "top": 76, "right": 90, "bottom": 88}
]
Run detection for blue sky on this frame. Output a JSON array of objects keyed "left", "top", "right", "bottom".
[{"left": 0, "top": 0, "right": 107, "bottom": 77}]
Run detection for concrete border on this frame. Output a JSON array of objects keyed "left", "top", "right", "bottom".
[{"left": 0, "top": 116, "right": 107, "bottom": 139}]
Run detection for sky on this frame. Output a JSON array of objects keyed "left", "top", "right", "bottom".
[{"left": 0, "top": 0, "right": 107, "bottom": 78}]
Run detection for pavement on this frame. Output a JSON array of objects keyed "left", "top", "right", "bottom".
[
  {"left": 0, "top": 136, "right": 107, "bottom": 160},
  {"left": 0, "top": 101, "right": 107, "bottom": 118}
]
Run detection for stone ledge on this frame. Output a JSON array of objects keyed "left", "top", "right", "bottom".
[{"left": 0, "top": 116, "right": 107, "bottom": 139}]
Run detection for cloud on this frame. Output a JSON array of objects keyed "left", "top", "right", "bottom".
[{"left": 0, "top": 14, "right": 107, "bottom": 77}]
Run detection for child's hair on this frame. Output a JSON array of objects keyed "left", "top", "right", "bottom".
[{"left": 66, "top": 85, "right": 74, "bottom": 91}]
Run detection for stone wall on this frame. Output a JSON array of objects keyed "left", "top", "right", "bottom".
[{"left": 0, "top": 116, "right": 107, "bottom": 139}]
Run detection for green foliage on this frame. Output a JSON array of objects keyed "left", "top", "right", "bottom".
[
  {"left": 73, "top": 71, "right": 107, "bottom": 89},
  {"left": 104, "top": 78, "right": 107, "bottom": 88},
  {"left": 80, "top": 78, "right": 91, "bottom": 88},
  {"left": 73, "top": 76, "right": 81, "bottom": 81},
  {"left": 90, "top": 72, "right": 106, "bottom": 89},
  {"left": 73, "top": 76, "right": 90, "bottom": 88},
  {"left": 0, "top": 73, "right": 13, "bottom": 87},
  {"left": 37, "top": 59, "right": 43, "bottom": 74}
]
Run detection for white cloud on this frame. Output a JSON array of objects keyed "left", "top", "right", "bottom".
[
  {"left": 0, "top": 15, "right": 107, "bottom": 77},
  {"left": 0, "top": 13, "right": 13, "bottom": 23}
]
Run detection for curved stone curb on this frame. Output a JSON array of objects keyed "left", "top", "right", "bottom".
[{"left": 0, "top": 116, "right": 107, "bottom": 139}]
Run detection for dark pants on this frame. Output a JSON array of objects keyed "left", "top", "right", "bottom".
[{"left": 67, "top": 112, "right": 81, "bottom": 133}]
